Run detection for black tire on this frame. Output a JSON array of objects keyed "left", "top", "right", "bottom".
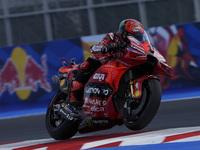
[
  {"left": 45, "top": 91, "right": 79, "bottom": 140},
  {"left": 119, "top": 78, "right": 161, "bottom": 130}
]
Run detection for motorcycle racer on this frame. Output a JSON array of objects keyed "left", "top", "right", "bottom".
[{"left": 61, "top": 19, "right": 146, "bottom": 118}]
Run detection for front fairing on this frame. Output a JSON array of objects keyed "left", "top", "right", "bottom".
[{"left": 124, "top": 30, "right": 172, "bottom": 77}]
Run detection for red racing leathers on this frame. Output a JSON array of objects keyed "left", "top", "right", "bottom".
[
  {"left": 70, "top": 32, "right": 125, "bottom": 105},
  {"left": 89, "top": 32, "right": 124, "bottom": 64}
]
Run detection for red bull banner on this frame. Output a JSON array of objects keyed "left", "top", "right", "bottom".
[
  {"left": 0, "top": 39, "right": 83, "bottom": 115},
  {"left": 148, "top": 23, "right": 200, "bottom": 90}
]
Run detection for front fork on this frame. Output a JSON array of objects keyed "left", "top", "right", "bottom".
[
  {"left": 129, "top": 70, "right": 135, "bottom": 99},
  {"left": 123, "top": 70, "right": 138, "bottom": 119},
  {"left": 124, "top": 71, "right": 137, "bottom": 113},
  {"left": 128, "top": 71, "right": 158, "bottom": 100}
]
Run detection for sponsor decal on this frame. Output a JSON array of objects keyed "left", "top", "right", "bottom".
[
  {"left": 85, "top": 87, "right": 109, "bottom": 96},
  {"left": 59, "top": 109, "right": 73, "bottom": 121},
  {"left": 130, "top": 45, "right": 145, "bottom": 54},
  {"left": 135, "top": 82, "right": 139, "bottom": 88},
  {"left": 60, "top": 79, "right": 65, "bottom": 86},
  {"left": 84, "top": 97, "right": 107, "bottom": 106},
  {"left": 83, "top": 97, "right": 107, "bottom": 113},
  {"left": 103, "top": 89, "right": 109, "bottom": 95},
  {"left": 93, "top": 73, "right": 105, "bottom": 81},
  {"left": 92, "top": 119, "right": 109, "bottom": 125},
  {"left": 105, "top": 65, "right": 115, "bottom": 68},
  {"left": 134, "top": 90, "right": 141, "bottom": 97},
  {"left": 62, "top": 87, "right": 68, "bottom": 90},
  {"left": 85, "top": 88, "right": 111, "bottom": 97},
  {"left": 91, "top": 105, "right": 105, "bottom": 112},
  {"left": 117, "top": 60, "right": 131, "bottom": 67},
  {"left": 86, "top": 87, "right": 100, "bottom": 94},
  {"left": 83, "top": 96, "right": 108, "bottom": 113},
  {"left": 84, "top": 116, "right": 110, "bottom": 128},
  {"left": 84, "top": 82, "right": 113, "bottom": 98}
]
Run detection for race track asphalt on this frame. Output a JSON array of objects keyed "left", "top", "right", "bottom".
[{"left": 0, "top": 98, "right": 200, "bottom": 143}]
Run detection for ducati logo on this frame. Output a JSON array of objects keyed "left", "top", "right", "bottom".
[{"left": 93, "top": 73, "right": 105, "bottom": 81}]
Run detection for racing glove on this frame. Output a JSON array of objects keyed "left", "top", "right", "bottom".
[{"left": 101, "top": 45, "right": 118, "bottom": 54}]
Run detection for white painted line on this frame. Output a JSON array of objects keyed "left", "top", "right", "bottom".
[
  {"left": 167, "top": 135, "right": 200, "bottom": 143},
  {"left": 80, "top": 126, "right": 200, "bottom": 149},
  {"left": 0, "top": 138, "right": 54, "bottom": 149}
]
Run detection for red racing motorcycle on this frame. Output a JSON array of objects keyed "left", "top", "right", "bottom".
[{"left": 45, "top": 31, "right": 172, "bottom": 140}]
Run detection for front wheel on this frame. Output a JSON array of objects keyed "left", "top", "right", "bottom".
[
  {"left": 45, "top": 91, "right": 79, "bottom": 140},
  {"left": 120, "top": 79, "right": 161, "bottom": 130}
]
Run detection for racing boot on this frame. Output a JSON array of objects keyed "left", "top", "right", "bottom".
[
  {"left": 70, "top": 80, "right": 84, "bottom": 105},
  {"left": 59, "top": 81, "right": 84, "bottom": 120}
]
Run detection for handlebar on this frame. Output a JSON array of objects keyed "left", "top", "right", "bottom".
[{"left": 101, "top": 42, "right": 129, "bottom": 54}]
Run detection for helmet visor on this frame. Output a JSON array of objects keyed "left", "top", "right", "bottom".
[{"left": 126, "top": 32, "right": 144, "bottom": 42}]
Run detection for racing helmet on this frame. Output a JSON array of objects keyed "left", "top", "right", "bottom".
[{"left": 119, "top": 19, "right": 144, "bottom": 42}]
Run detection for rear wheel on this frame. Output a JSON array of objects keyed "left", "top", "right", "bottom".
[
  {"left": 118, "top": 78, "right": 161, "bottom": 130},
  {"left": 45, "top": 91, "right": 79, "bottom": 140}
]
